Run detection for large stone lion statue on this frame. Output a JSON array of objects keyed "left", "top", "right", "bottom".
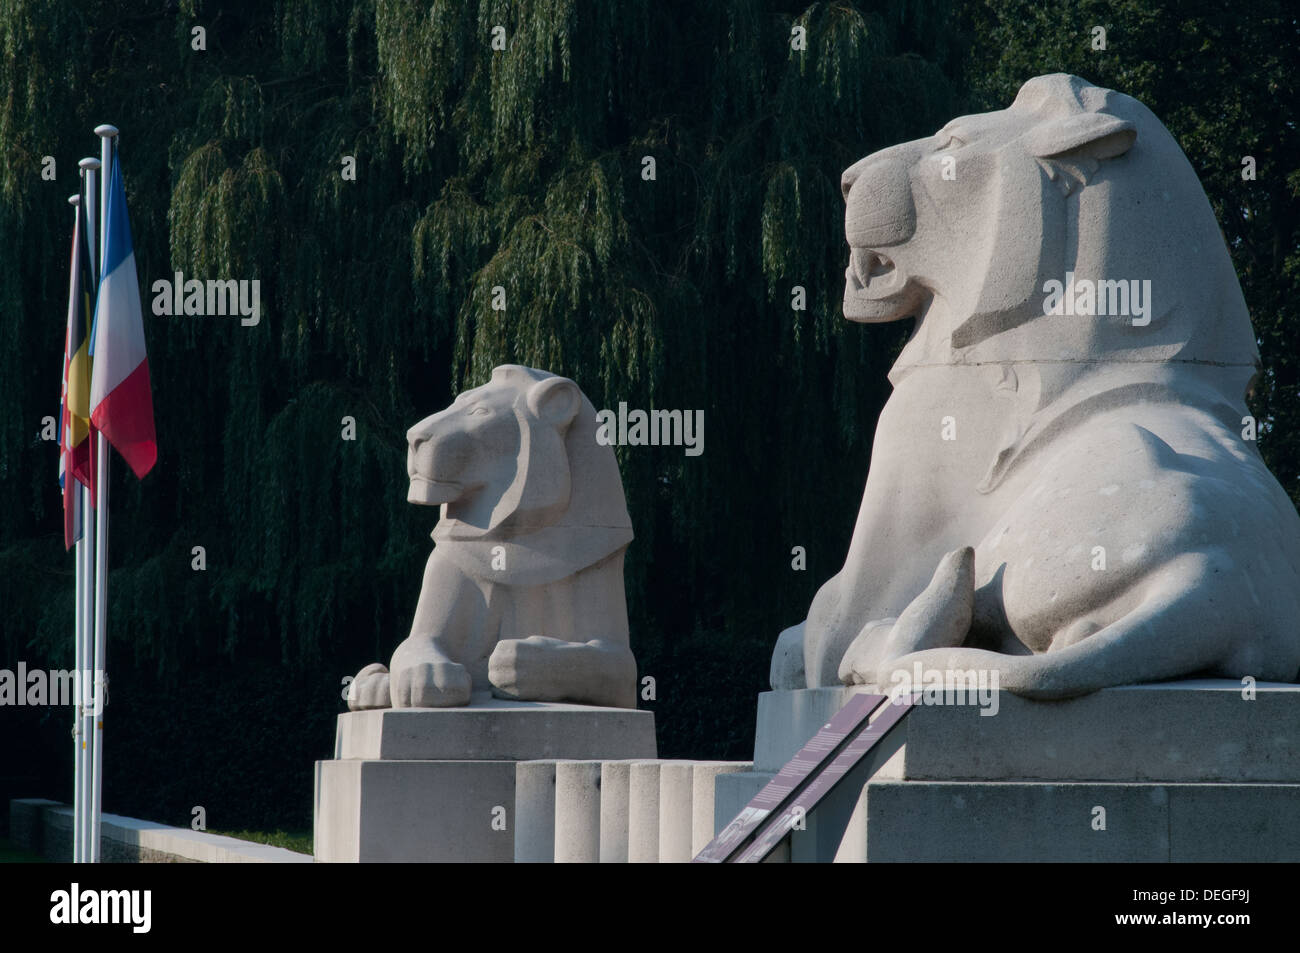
[
  {"left": 771, "top": 73, "right": 1300, "bottom": 698},
  {"left": 348, "top": 365, "right": 637, "bottom": 710}
]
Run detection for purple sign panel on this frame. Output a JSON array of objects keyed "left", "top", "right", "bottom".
[
  {"left": 692, "top": 692, "right": 887, "bottom": 863},
  {"left": 732, "top": 695, "right": 915, "bottom": 863}
]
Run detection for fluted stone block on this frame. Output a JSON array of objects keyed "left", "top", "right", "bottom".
[
  {"left": 554, "top": 760, "right": 602, "bottom": 863},
  {"left": 599, "top": 760, "right": 636, "bottom": 863},
  {"left": 627, "top": 760, "right": 664, "bottom": 863},
  {"left": 514, "top": 761, "right": 558, "bottom": 863},
  {"left": 657, "top": 762, "right": 694, "bottom": 863}
]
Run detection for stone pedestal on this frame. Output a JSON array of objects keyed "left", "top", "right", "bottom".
[
  {"left": 715, "top": 681, "right": 1300, "bottom": 862},
  {"left": 315, "top": 694, "right": 656, "bottom": 862}
]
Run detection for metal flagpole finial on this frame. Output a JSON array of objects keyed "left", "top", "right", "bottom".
[
  {"left": 78, "top": 157, "right": 101, "bottom": 171},
  {"left": 69, "top": 194, "right": 80, "bottom": 205},
  {"left": 93, "top": 124, "right": 118, "bottom": 139}
]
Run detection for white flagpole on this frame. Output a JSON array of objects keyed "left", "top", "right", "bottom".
[
  {"left": 67, "top": 189, "right": 84, "bottom": 865},
  {"left": 90, "top": 124, "right": 118, "bottom": 863},
  {"left": 76, "top": 155, "right": 101, "bottom": 866},
  {"left": 78, "top": 489, "right": 93, "bottom": 865}
]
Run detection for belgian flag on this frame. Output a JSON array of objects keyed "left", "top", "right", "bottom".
[{"left": 60, "top": 182, "right": 96, "bottom": 548}]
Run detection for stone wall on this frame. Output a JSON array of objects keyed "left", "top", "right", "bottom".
[{"left": 8, "top": 799, "right": 312, "bottom": 863}]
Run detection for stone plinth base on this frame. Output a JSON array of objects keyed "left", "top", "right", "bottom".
[
  {"left": 314, "top": 696, "right": 656, "bottom": 863},
  {"left": 715, "top": 681, "right": 1300, "bottom": 862},
  {"left": 862, "top": 779, "right": 1300, "bottom": 862},
  {"left": 333, "top": 697, "right": 657, "bottom": 761}
]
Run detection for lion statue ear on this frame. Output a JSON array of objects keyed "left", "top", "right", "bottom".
[
  {"left": 1026, "top": 113, "right": 1137, "bottom": 161},
  {"left": 526, "top": 375, "right": 582, "bottom": 428},
  {"left": 489, "top": 376, "right": 581, "bottom": 532}
]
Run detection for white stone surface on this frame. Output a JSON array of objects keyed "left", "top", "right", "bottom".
[
  {"left": 514, "top": 760, "right": 557, "bottom": 863},
  {"left": 626, "top": 760, "right": 663, "bottom": 863},
  {"left": 860, "top": 780, "right": 1300, "bottom": 862},
  {"left": 657, "top": 761, "right": 694, "bottom": 863},
  {"left": 753, "top": 682, "right": 1300, "bottom": 781},
  {"left": 315, "top": 759, "right": 515, "bottom": 863},
  {"left": 554, "top": 760, "right": 602, "bottom": 863},
  {"left": 335, "top": 695, "right": 656, "bottom": 761},
  {"left": 317, "top": 700, "right": 655, "bottom": 862},
  {"left": 774, "top": 73, "right": 1300, "bottom": 699},
  {"left": 598, "top": 760, "right": 636, "bottom": 863},
  {"left": 349, "top": 365, "right": 639, "bottom": 710}
]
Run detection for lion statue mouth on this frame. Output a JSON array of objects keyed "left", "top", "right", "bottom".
[
  {"left": 843, "top": 247, "right": 919, "bottom": 322},
  {"left": 407, "top": 474, "right": 463, "bottom": 506}
]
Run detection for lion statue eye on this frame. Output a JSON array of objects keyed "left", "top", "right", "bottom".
[{"left": 469, "top": 406, "right": 490, "bottom": 416}]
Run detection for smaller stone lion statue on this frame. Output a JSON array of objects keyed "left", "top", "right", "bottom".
[{"left": 348, "top": 365, "right": 637, "bottom": 710}]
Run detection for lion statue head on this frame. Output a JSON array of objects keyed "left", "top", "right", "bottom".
[
  {"left": 407, "top": 363, "right": 633, "bottom": 580},
  {"left": 841, "top": 72, "right": 1256, "bottom": 392}
]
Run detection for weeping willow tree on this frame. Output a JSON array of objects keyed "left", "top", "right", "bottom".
[{"left": 0, "top": 0, "right": 962, "bottom": 828}]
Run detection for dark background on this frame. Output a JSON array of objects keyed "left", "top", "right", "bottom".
[{"left": 1, "top": 0, "right": 1296, "bottom": 834}]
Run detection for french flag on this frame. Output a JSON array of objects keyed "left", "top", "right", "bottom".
[{"left": 89, "top": 144, "right": 156, "bottom": 479}]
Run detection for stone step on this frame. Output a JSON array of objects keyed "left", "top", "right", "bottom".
[
  {"left": 754, "top": 680, "right": 1300, "bottom": 782},
  {"left": 718, "top": 683, "right": 1300, "bottom": 862},
  {"left": 860, "top": 779, "right": 1300, "bottom": 862}
]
